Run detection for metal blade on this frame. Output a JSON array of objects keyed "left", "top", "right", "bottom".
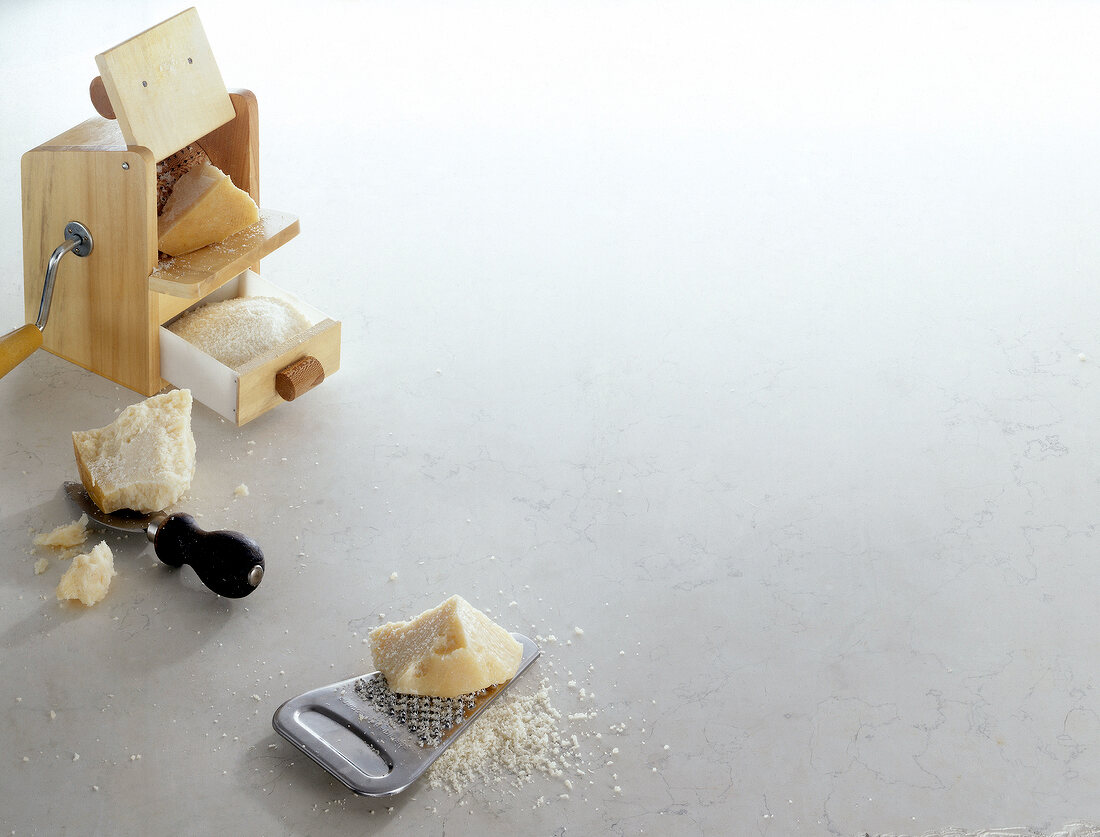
[{"left": 63, "top": 481, "right": 155, "bottom": 534}]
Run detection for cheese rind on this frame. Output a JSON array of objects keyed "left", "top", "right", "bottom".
[
  {"left": 157, "top": 161, "right": 259, "bottom": 256},
  {"left": 56, "top": 541, "right": 116, "bottom": 606},
  {"left": 369, "top": 595, "right": 523, "bottom": 698},
  {"left": 72, "top": 389, "right": 196, "bottom": 514}
]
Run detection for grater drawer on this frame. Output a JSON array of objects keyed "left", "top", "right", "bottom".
[{"left": 159, "top": 269, "right": 340, "bottom": 426}]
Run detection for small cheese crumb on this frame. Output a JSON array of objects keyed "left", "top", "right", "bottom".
[
  {"left": 389, "top": 572, "right": 398, "bottom": 581},
  {"left": 574, "top": 626, "right": 584, "bottom": 636},
  {"left": 56, "top": 541, "right": 116, "bottom": 606},
  {"left": 34, "top": 558, "right": 49, "bottom": 575},
  {"left": 34, "top": 514, "right": 89, "bottom": 550},
  {"left": 234, "top": 484, "right": 250, "bottom": 498}
]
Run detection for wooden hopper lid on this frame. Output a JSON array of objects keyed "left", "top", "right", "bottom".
[{"left": 93, "top": 7, "right": 235, "bottom": 162}]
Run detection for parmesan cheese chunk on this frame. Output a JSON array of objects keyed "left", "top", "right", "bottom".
[
  {"left": 33, "top": 514, "right": 89, "bottom": 550},
  {"left": 56, "top": 541, "right": 115, "bottom": 606},
  {"left": 72, "top": 389, "right": 196, "bottom": 514},
  {"left": 157, "top": 161, "right": 259, "bottom": 256},
  {"left": 369, "top": 595, "right": 523, "bottom": 698}
]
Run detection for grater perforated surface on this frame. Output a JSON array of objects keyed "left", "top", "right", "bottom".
[{"left": 352, "top": 673, "right": 483, "bottom": 747}]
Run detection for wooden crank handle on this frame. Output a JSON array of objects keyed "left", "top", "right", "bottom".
[
  {"left": 0, "top": 324, "right": 43, "bottom": 379},
  {"left": 275, "top": 355, "right": 325, "bottom": 401},
  {"left": 89, "top": 76, "right": 115, "bottom": 119},
  {"left": 150, "top": 513, "right": 265, "bottom": 598}
]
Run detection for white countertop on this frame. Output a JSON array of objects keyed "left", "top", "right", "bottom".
[{"left": 3, "top": 2, "right": 1100, "bottom": 835}]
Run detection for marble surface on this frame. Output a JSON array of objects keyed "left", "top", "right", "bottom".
[{"left": 2, "top": 2, "right": 1100, "bottom": 834}]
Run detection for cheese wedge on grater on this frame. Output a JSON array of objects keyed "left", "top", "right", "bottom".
[
  {"left": 369, "top": 595, "right": 523, "bottom": 698},
  {"left": 157, "top": 161, "right": 259, "bottom": 256}
]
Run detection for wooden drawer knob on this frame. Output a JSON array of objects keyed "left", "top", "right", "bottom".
[{"left": 275, "top": 355, "right": 325, "bottom": 402}]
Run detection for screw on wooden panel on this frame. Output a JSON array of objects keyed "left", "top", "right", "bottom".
[{"left": 275, "top": 356, "right": 325, "bottom": 402}]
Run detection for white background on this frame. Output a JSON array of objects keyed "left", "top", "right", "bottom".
[{"left": 3, "top": 2, "right": 1100, "bottom": 835}]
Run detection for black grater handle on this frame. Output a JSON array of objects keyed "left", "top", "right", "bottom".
[{"left": 152, "top": 513, "right": 265, "bottom": 598}]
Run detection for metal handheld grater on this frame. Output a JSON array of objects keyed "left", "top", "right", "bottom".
[{"left": 272, "top": 633, "right": 540, "bottom": 796}]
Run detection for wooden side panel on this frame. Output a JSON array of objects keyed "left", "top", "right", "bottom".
[
  {"left": 40, "top": 116, "right": 127, "bottom": 150},
  {"left": 199, "top": 89, "right": 262, "bottom": 276},
  {"left": 199, "top": 90, "right": 259, "bottom": 204},
  {"left": 157, "top": 291, "right": 201, "bottom": 326},
  {"left": 22, "top": 146, "right": 160, "bottom": 394}
]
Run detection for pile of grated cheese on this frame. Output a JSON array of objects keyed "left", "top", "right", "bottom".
[
  {"left": 427, "top": 679, "right": 576, "bottom": 794},
  {"left": 167, "top": 296, "right": 311, "bottom": 370}
]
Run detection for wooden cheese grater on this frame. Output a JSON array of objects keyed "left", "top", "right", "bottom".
[{"left": 0, "top": 7, "right": 341, "bottom": 425}]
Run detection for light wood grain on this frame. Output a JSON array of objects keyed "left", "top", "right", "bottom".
[
  {"left": 195, "top": 89, "right": 262, "bottom": 276},
  {"left": 94, "top": 8, "right": 234, "bottom": 161},
  {"left": 39, "top": 117, "right": 127, "bottom": 150},
  {"left": 148, "top": 210, "right": 300, "bottom": 301},
  {"left": 85, "top": 86, "right": 257, "bottom": 203},
  {"left": 22, "top": 144, "right": 159, "bottom": 394},
  {"left": 199, "top": 90, "right": 259, "bottom": 204},
  {"left": 235, "top": 320, "right": 341, "bottom": 425},
  {"left": 156, "top": 289, "right": 202, "bottom": 326}
]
